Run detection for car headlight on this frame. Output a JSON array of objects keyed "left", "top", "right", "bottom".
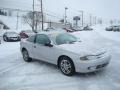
[
  {"left": 80, "top": 51, "right": 106, "bottom": 61},
  {"left": 80, "top": 55, "right": 98, "bottom": 61}
]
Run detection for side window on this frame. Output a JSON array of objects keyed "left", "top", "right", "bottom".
[
  {"left": 4, "top": 32, "right": 7, "bottom": 35},
  {"left": 27, "top": 36, "right": 35, "bottom": 43},
  {"left": 35, "top": 34, "right": 51, "bottom": 45}
]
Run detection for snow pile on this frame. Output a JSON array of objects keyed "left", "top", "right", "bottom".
[{"left": 72, "top": 31, "right": 101, "bottom": 43}]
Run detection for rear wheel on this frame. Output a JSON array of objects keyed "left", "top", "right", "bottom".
[
  {"left": 22, "top": 49, "right": 32, "bottom": 62},
  {"left": 59, "top": 57, "right": 75, "bottom": 76}
]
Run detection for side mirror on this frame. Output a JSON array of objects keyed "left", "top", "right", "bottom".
[{"left": 44, "top": 42, "right": 53, "bottom": 47}]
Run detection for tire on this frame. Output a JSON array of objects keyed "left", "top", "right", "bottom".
[
  {"left": 4, "top": 36, "right": 9, "bottom": 42},
  {"left": 3, "top": 36, "right": 6, "bottom": 41},
  {"left": 22, "top": 49, "right": 32, "bottom": 62},
  {"left": 59, "top": 57, "right": 75, "bottom": 76}
]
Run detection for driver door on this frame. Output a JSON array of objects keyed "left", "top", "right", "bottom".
[{"left": 33, "top": 34, "right": 56, "bottom": 63}]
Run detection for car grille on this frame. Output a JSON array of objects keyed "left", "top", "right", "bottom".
[{"left": 10, "top": 37, "right": 18, "bottom": 40}]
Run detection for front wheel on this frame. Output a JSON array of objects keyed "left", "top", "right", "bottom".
[
  {"left": 22, "top": 49, "right": 32, "bottom": 62},
  {"left": 59, "top": 57, "right": 75, "bottom": 76},
  {"left": 3, "top": 36, "right": 8, "bottom": 41}
]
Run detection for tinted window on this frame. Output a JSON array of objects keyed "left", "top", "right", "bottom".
[
  {"left": 35, "top": 34, "right": 51, "bottom": 45},
  {"left": 27, "top": 36, "right": 35, "bottom": 42}
]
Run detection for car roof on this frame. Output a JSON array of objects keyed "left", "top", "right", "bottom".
[{"left": 5, "top": 31, "right": 17, "bottom": 33}]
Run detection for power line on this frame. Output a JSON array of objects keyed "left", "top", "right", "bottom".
[
  {"left": 44, "top": 9, "right": 63, "bottom": 18},
  {"left": 45, "top": 13, "right": 63, "bottom": 19}
]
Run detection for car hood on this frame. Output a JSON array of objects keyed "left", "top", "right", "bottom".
[{"left": 59, "top": 42, "right": 106, "bottom": 56}]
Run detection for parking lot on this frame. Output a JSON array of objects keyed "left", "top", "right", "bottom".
[{"left": 0, "top": 28, "right": 120, "bottom": 90}]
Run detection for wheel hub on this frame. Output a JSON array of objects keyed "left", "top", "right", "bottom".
[{"left": 60, "top": 60, "right": 72, "bottom": 74}]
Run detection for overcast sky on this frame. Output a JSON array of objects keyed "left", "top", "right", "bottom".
[{"left": 0, "top": 0, "right": 119, "bottom": 21}]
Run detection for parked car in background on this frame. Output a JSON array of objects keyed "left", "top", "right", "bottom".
[
  {"left": 63, "top": 28, "right": 74, "bottom": 32},
  {"left": 19, "top": 30, "right": 34, "bottom": 38},
  {"left": 83, "top": 25, "right": 93, "bottom": 31},
  {"left": 3, "top": 31, "right": 21, "bottom": 42},
  {"left": 44, "top": 27, "right": 66, "bottom": 33},
  {"left": 20, "top": 31, "right": 111, "bottom": 76},
  {"left": 106, "top": 26, "right": 113, "bottom": 31},
  {"left": 71, "top": 27, "right": 82, "bottom": 31},
  {"left": 112, "top": 26, "right": 120, "bottom": 32},
  {"left": 44, "top": 27, "right": 55, "bottom": 31},
  {"left": 106, "top": 25, "right": 120, "bottom": 31},
  {"left": 117, "top": 25, "right": 120, "bottom": 31}
]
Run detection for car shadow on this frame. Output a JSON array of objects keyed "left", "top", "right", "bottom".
[
  {"left": 31, "top": 59, "right": 58, "bottom": 70},
  {"left": 30, "top": 59, "right": 107, "bottom": 78},
  {"left": 75, "top": 69, "right": 106, "bottom": 78}
]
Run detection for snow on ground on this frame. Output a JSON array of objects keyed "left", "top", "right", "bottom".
[
  {"left": 0, "top": 42, "right": 20, "bottom": 59},
  {"left": 93, "top": 25, "right": 120, "bottom": 42},
  {"left": 0, "top": 25, "right": 120, "bottom": 90}
]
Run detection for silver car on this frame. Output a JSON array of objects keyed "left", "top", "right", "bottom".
[{"left": 20, "top": 31, "right": 111, "bottom": 76}]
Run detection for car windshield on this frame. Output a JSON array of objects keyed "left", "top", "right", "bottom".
[
  {"left": 55, "top": 33, "right": 78, "bottom": 45},
  {"left": 7, "top": 32, "right": 17, "bottom": 35}
]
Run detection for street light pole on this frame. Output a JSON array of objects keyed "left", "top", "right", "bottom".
[
  {"left": 64, "top": 7, "right": 68, "bottom": 28},
  {"left": 95, "top": 16, "right": 97, "bottom": 25},
  {"left": 90, "top": 14, "right": 92, "bottom": 26},
  {"left": 16, "top": 10, "right": 19, "bottom": 30},
  {"left": 33, "top": 0, "right": 35, "bottom": 32},
  {"left": 79, "top": 10, "right": 84, "bottom": 27},
  {"left": 41, "top": 0, "right": 44, "bottom": 30}
]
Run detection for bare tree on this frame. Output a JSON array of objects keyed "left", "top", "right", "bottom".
[{"left": 23, "top": 11, "right": 44, "bottom": 32}]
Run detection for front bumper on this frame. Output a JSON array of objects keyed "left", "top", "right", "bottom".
[
  {"left": 8, "top": 37, "right": 21, "bottom": 41},
  {"left": 74, "top": 52, "right": 111, "bottom": 73}
]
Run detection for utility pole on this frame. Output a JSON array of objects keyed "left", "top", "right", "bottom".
[
  {"left": 41, "top": 0, "right": 44, "bottom": 30},
  {"left": 16, "top": 10, "right": 19, "bottom": 30},
  {"left": 79, "top": 10, "right": 84, "bottom": 27},
  {"left": 33, "top": 0, "right": 35, "bottom": 32},
  {"left": 90, "top": 14, "right": 92, "bottom": 26},
  {"left": 94, "top": 16, "right": 97, "bottom": 25},
  {"left": 64, "top": 7, "right": 68, "bottom": 28}
]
